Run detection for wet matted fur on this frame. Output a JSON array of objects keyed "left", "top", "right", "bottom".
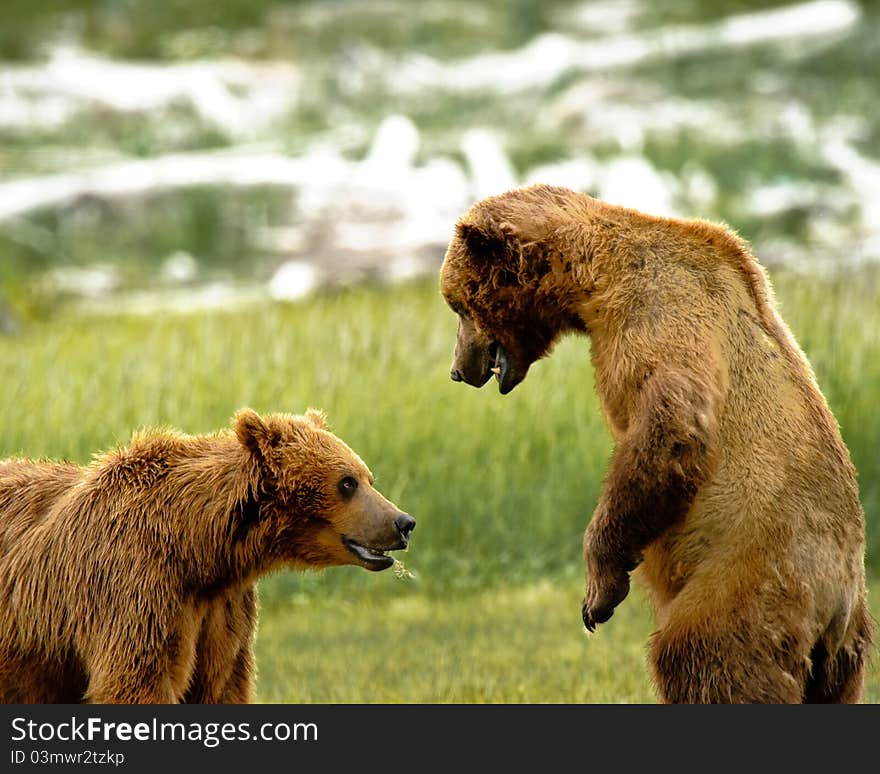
[{"left": 0, "top": 409, "right": 412, "bottom": 703}]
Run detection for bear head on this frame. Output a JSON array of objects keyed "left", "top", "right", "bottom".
[
  {"left": 439, "top": 184, "right": 590, "bottom": 394},
  {"left": 234, "top": 408, "right": 414, "bottom": 572}
]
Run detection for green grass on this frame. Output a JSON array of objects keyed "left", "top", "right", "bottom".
[
  {"left": 252, "top": 578, "right": 880, "bottom": 703},
  {"left": 254, "top": 579, "right": 658, "bottom": 703},
  {"left": 0, "top": 280, "right": 609, "bottom": 592},
  {"left": 1, "top": 270, "right": 878, "bottom": 589},
  {"left": 1, "top": 271, "right": 878, "bottom": 702}
]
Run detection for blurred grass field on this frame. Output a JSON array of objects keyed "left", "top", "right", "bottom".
[
  {"left": 1, "top": 270, "right": 877, "bottom": 702},
  {"left": 254, "top": 579, "right": 880, "bottom": 703}
]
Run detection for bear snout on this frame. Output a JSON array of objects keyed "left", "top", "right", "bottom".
[
  {"left": 338, "top": 502, "right": 415, "bottom": 571},
  {"left": 394, "top": 513, "right": 416, "bottom": 545}
]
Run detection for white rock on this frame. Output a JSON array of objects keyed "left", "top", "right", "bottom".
[
  {"left": 161, "top": 251, "right": 198, "bottom": 284},
  {"left": 461, "top": 129, "right": 517, "bottom": 200},
  {"left": 523, "top": 157, "right": 600, "bottom": 192},
  {"left": 269, "top": 261, "right": 319, "bottom": 301},
  {"left": 46, "top": 264, "right": 120, "bottom": 298},
  {"left": 599, "top": 157, "right": 678, "bottom": 216}
]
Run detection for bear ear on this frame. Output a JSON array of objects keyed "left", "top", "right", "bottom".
[
  {"left": 463, "top": 185, "right": 578, "bottom": 253},
  {"left": 234, "top": 408, "right": 280, "bottom": 459},
  {"left": 304, "top": 408, "right": 327, "bottom": 430},
  {"left": 455, "top": 221, "right": 509, "bottom": 262}
]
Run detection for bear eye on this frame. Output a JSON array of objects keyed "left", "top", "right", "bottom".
[
  {"left": 338, "top": 476, "right": 358, "bottom": 497},
  {"left": 447, "top": 298, "right": 467, "bottom": 317}
]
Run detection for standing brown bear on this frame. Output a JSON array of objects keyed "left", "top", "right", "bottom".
[
  {"left": 440, "top": 183, "right": 873, "bottom": 703},
  {"left": 0, "top": 409, "right": 414, "bottom": 703}
]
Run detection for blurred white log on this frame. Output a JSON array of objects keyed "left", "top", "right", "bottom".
[
  {"left": 0, "top": 45, "right": 300, "bottom": 135},
  {"left": 0, "top": 146, "right": 346, "bottom": 222},
  {"left": 391, "top": 0, "right": 860, "bottom": 94}
]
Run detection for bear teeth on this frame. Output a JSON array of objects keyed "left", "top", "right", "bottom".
[{"left": 490, "top": 367, "right": 501, "bottom": 375}]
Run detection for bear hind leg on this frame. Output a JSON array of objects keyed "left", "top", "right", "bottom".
[
  {"left": 804, "top": 600, "right": 874, "bottom": 704},
  {"left": 648, "top": 625, "right": 806, "bottom": 704}
]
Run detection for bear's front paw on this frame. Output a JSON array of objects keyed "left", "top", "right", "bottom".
[{"left": 582, "top": 567, "right": 630, "bottom": 633}]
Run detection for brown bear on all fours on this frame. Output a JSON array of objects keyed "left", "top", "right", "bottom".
[
  {"left": 0, "top": 409, "right": 414, "bottom": 704},
  {"left": 440, "top": 183, "right": 873, "bottom": 704}
]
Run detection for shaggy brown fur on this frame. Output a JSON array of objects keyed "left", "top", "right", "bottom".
[
  {"left": 0, "top": 409, "right": 414, "bottom": 704},
  {"left": 440, "top": 184, "right": 873, "bottom": 704}
]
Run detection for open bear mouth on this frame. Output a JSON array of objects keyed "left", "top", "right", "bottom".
[
  {"left": 487, "top": 341, "right": 514, "bottom": 394},
  {"left": 342, "top": 536, "right": 396, "bottom": 572}
]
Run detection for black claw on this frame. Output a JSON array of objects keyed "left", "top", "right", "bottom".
[{"left": 582, "top": 604, "right": 595, "bottom": 632}]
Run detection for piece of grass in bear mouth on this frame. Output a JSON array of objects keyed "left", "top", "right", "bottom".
[{"left": 392, "top": 557, "right": 414, "bottom": 580}]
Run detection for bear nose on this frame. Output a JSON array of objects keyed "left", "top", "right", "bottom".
[
  {"left": 394, "top": 513, "right": 416, "bottom": 543},
  {"left": 450, "top": 368, "right": 463, "bottom": 382}
]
